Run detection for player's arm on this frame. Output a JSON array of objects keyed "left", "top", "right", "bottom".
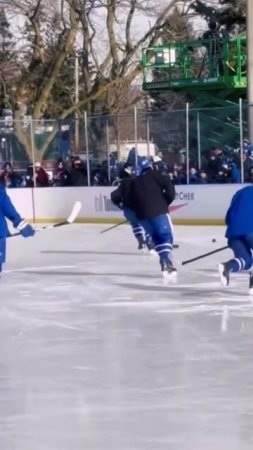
[
  {"left": 111, "top": 184, "right": 124, "bottom": 209},
  {"left": 0, "top": 187, "right": 35, "bottom": 237},
  {"left": 225, "top": 191, "right": 239, "bottom": 225},
  {"left": 154, "top": 172, "right": 176, "bottom": 205}
]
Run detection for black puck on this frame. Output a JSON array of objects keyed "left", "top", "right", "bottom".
[
  {"left": 212, "top": 239, "right": 216, "bottom": 243},
  {"left": 173, "top": 244, "right": 179, "bottom": 248}
]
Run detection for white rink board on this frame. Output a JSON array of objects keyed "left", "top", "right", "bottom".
[
  {"left": 7, "top": 188, "right": 34, "bottom": 220},
  {"left": 7, "top": 184, "right": 243, "bottom": 224}
]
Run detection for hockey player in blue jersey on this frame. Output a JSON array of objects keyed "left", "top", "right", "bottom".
[
  {"left": 218, "top": 185, "right": 253, "bottom": 292},
  {"left": 0, "top": 185, "right": 35, "bottom": 273}
]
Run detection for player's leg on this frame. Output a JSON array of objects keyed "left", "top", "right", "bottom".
[
  {"left": 218, "top": 237, "right": 252, "bottom": 286},
  {"left": 123, "top": 207, "right": 146, "bottom": 249},
  {"left": 149, "top": 214, "right": 176, "bottom": 276},
  {"left": 0, "top": 238, "right": 6, "bottom": 274},
  {"left": 145, "top": 233, "right": 155, "bottom": 253},
  {"left": 242, "top": 233, "right": 253, "bottom": 292}
]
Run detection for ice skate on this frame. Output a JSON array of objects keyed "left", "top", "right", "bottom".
[
  {"left": 249, "top": 272, "right": 253, "bottom": 295},
  {"left": 137, "top": 239, "right": 146, "bottom": 252},
  {"left": 161, "top": 260, "right": 177, "bottom": 279},
  {"left": 218, "top": 262, "right": 230, "bottom": 287},
  {"left": 145, "top": 235, "right": 156, "bottom": 255}
]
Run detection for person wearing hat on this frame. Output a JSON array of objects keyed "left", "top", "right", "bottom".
[
  {"left": 70, "top": 157, "right": 88, "bottom": 186},
  {"left": 35, "top": 162, "right": 49, "bottom": 187}
]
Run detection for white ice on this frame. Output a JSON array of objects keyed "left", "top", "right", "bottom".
[{"left": 1, "top": 224, "right": 253, "bottom": 450}]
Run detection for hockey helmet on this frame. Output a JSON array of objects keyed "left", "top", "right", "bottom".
[
  {"left": 248, "top": 144, "right": 253, "bottom": 156},
  {"left": 139, "top": 156, "right": 151, "bottom": 171}
]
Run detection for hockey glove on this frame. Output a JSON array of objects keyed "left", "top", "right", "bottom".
[{"left": 17, "top": 220, "right": 35, "bottom": 238}]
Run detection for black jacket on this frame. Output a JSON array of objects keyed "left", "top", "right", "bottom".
[
  {"left": 70, "top": 167, "right": 88, "bottom": 186},
  {"left": 131, "top": 169, "right": 175, "bottom": 220},
  {"left": 111, "top": 178, "right": 133, "bottom": 209}
]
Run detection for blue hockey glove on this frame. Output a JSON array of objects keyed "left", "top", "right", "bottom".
[{"left": 17, "top": 220, "right": 35, "bottom": 238}]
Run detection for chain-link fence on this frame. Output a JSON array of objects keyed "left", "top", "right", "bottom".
[{"left": 0, "top": 102, "right": 250, "bottom": 187}]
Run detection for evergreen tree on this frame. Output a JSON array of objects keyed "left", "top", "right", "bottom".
[{"left": 191, "top": 0, "right": 246, "bottom": 33}]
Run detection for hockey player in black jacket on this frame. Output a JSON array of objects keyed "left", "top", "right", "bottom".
[
  {"left": 111, "top": 165, "right": 154, "bottom": 251},
  {"left": 130, "top": 157, "right": 176, "bottom": 277}
]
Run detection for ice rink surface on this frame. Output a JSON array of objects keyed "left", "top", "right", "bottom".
[{"left": 1, "top": 223, "right": 253, "bottom": 450}]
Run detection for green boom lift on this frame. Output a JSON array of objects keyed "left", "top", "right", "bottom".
[{"left": 141, "top": 36, "right": 247, "bottom": 150}]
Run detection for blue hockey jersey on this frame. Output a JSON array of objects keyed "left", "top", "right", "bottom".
[
  {"left": 225, "top": 185, "right": 253, "bottom": 238},
  {"left": 0, "top": 185, "right": 21, "bottom": 238}
]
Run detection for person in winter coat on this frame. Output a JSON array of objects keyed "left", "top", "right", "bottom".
[{"left": 70, "top": 157, "right": 88, "bottom": 186}]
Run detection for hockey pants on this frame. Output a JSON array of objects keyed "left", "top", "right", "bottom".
[
  {"left": 140, "top": 214, "right": 173, "bottom": 264},
  {"left": 123, "top": 207, "right": 145, "bottom": 244},
  {"left": 226, "top": 233, "right": 253, "bottom": 272}
]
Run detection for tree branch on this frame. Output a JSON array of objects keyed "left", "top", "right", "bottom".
[
  {"left": 106, "top": 0, "right": 119, "bottom": 77},
  {"left": 32, "top": 1, "right": 79, "bottom": 118},
  {"left": 125, "top": 0, "right": 137, "bottom": 52}
]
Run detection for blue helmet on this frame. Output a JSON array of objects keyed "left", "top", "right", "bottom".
[
  {"left": 124, "top": 164, "right": 141, "bottom": 177},
  {"left": 139, "top": 156, "right": 151, "bottom": 171},
  {"left": 248, "top": 143, "right": 253, "bottom": 156}
]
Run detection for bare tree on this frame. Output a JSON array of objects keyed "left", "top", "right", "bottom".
[{"left": 3, "top": 0, "right": 188, "bottom": 161}]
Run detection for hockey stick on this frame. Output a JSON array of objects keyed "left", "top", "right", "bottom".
[
  {"left": 9, "top": 201, "right": 82, "bottom": 238},
  {"left": 100, "top": 219, "right": 127, "bottom": 234},
  {"left": 181, "top": 245, "right": 229, "bottom": 266},
  {"left": 100, "top": 219, "right": 180, "bottom": 248}
]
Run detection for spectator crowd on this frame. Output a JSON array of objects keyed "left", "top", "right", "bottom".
[{"left": 1, "top": 140, "right": 253, "bottom": 188}]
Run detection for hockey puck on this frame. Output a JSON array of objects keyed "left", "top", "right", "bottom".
[
  {"left": 212, "top": 239, "right": 217, "bottom": 243},
  {"left": 173, "top": 244, "right": 179, "bottom": 249}
]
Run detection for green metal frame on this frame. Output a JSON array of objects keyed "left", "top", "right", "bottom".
[
  {"left": 141, "top": 36, "right": 247, "bottom": 153},
  {"left": 142, "top": 36, "right": 246, "bottom": 93}
]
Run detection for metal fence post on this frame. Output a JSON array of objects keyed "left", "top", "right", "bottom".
[
  {"left": 146, "top": 113, "right": 150, "bottom": 158},
  {"left": 134, "top": 107, "right": 138, "bottom": 166},
  {"left": 197, "top": 111, "right": 201, "bottom": 170},
  {"left": 74, "top": 53, "right": 79, "bottom": 150},
  {"left": 106, "top": 118, "right": 111, "bottom": 184},
  {"left": 239, "top": 98, "right": 244, "bottom": 183},
  {"left": 186, "top": 102, "right": 190, "bottom": 185},
  {"left": 30, "top": 119, "right": 36, "bottom": 187},
  {"left": 84, "top": 111, "right": 91, "bottom": 186}
]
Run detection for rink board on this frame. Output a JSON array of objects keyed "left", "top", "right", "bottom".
[{"left": 7, "top": 184, "right": 242, "bottom": 225}]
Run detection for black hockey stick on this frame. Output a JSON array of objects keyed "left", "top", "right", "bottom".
[
  {"left": 181, "top": 245, "right": 228, "bottom": 266},
  {"left": 100, "top": 219, "right": 127, "bottom": 234},
  {"left": 9, "top": 201, "right": 82, "bottom": 238},
  {"left": 100, "top": 219, "right": 180, "bottom": 248}
]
